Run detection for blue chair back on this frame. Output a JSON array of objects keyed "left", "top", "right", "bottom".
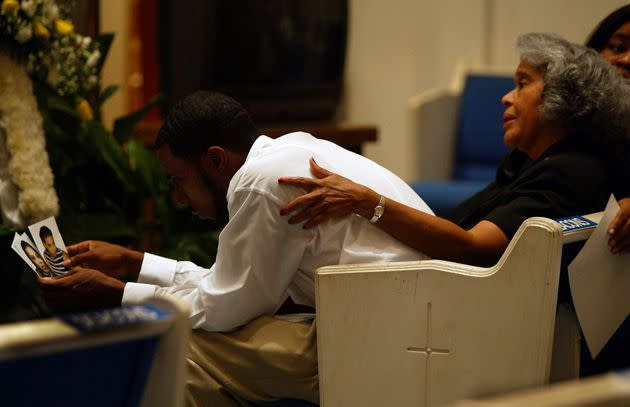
[
  {"left": 411, "top": 72, "right": 514, "bottom": 215},
  {"left": 2, "top": 336, "right": 159, "bottom": 407},
  {"left": 453, "top": 74, "right": 513, "bottom": 181},
  {"left": 0, "top": 303, "right": 183, "bottom": 407}
]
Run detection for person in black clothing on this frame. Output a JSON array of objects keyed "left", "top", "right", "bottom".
[
  {"left": 581, "top": 4, "right": 630, "bottom": 376},
  {"left": 584, "top": 4, "right": 630, "bottom": 255},
  {"left": 277, "top": 32, "right": 630, "bottom": 268},
  {"left": 277, "top": 32, "right": 630, "bottom": 376},
  {"left": 587, "top": 4, "right": 630, "bottom": 81}
]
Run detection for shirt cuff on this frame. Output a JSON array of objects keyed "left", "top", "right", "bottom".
[
  {"left": 122, "top": 282, "right": 158, "bottom": 304},
  {"left": 138, "top": 253, "right": 178, "bottom": 287}
]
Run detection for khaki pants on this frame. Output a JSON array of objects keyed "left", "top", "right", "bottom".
[{"left": 185, "top": 316, "right": 318, "bottom": 407}]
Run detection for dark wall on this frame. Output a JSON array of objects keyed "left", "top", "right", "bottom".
[{"left": 158, "top": 0, "right": 347, "bottom": 123}]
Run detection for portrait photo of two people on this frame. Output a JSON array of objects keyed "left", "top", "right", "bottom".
[{"left": 11, "top": 217, "right": 69, "bottom": 278}]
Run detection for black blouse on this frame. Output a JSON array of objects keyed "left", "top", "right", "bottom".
[
  {"left": 446, "top": 137, "right": 611, "bottom": 239},
  {"left": 606, "top": 138, "right": 630, "bottom": 199}
]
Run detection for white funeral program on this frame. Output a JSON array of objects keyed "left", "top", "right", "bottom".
[{"left": 569, "top": 195, "right": 630, "bottom": 358}]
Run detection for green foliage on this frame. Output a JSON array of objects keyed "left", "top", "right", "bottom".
[
  {"left": 94, "top": 84, "right": 119, "bottom": 121},
  {"left": 32, "top": 66, "right": 219, "bottom": 261},
  {"left": 113, "top": 95, "right": 164, "bottom": 143},
  {"left": 94, "top": 33, "right": 114, "bottom": 77},
  {"left": 161, "top": 229, "right": 220, "bottom": 266},
  {"left": 81, "top": 120, "right": 137, "bottom": 193},
  {"left": 0, "top": 223, "right": 12, "bottom": 237},
  {"left": 1, "top": 28, "right": 222, "bottom": 321}
]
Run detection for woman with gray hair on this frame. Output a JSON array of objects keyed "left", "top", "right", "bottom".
[{"left": 278, "top": 33, "right": 630, "bottom": 266}]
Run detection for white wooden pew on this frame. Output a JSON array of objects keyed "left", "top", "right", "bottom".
[{"left": 316, "top": 214, "right": 602, "bottom": 407}]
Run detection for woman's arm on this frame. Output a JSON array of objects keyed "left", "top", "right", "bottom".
[{"left": 279, "top": 158, "right": 508, "bottom": 265}]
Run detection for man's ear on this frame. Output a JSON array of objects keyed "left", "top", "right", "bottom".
[{"left": 202, "top": 146, "right": 228, "bottom": 174}]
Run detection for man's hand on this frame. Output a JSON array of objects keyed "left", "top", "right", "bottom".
[
  {"left": 38, "top": 267, "right": 126, "bottom": 313},
  {"left": 64, "top": 240, "right": 144, "bottom": 281},
  {"left": 609, "top": 198, "right": 630, "bottom": 255},
  {"left": 278, "top": 158, "right": 379, "bottom": 229}
]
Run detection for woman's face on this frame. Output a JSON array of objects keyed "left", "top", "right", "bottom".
[
  {"left": 25, "top": 245, "right": 50, "bottom": 273},
  {"left": 600, "top": 21, "right": 630, "bottom": 79},
  {"left": 501, "top": 61, "right": 546, "bottom": 156}
]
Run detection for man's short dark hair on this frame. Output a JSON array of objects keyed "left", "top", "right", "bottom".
[
  {"left": 39, "top": 226, "right": 53, "bottom": 241},
  {"left": 155, "top": 91, "right": 258, "bottom": 158}
]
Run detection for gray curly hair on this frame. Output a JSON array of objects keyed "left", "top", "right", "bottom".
[{"left": 517, "top": 33, "right": 630, "bottom": 140}]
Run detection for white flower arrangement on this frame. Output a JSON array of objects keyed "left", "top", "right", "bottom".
[
  {"left": 0, "top": 0, "right": 101, "bottom": 228},
  {"left": 0, "top": 53, "right": 59, "bottom": 227},
  {"left": 1, "top": 0, "right": 101, "bottom": 99}
]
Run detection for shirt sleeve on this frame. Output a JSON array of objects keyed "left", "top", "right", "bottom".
[{"left": 122, "top": 188, "right": 314, "bottom": 332}]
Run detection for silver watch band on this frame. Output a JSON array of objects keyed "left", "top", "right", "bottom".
[{"left": 369, "top": 195, "right": 386, "bottom": 224}]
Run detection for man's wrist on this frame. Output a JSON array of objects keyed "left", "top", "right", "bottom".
[
  {"left": 124, "top": 249, "right": 144, "bottom": 281},
  {"left": 104, "top": 278, "right": 126, "bottom": 306},
  {"left": 113, "top": 280, "right": 125, "bottom": 305}
]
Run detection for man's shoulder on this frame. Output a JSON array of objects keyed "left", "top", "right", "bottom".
[
  {"left": 241, "top": 134, "right": 322, "bottom": 182},
  {"left": 231, "top": 135, "right": 319, "bottom": 204}
]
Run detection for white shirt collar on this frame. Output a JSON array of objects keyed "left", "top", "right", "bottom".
[{"left": 226, "top": 135, "right": 272, "bottom": 199}]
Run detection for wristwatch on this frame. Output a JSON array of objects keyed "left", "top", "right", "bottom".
[{"left": 369, "top": 195, "right": 386, "bottom": 224}]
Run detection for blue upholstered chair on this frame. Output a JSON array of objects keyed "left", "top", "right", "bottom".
[
  {"left": 0, "top": 297, "right": 190, "bottom": 407},
  {"left": 408, "top": 64, "right": 514, "bottom": 215}
]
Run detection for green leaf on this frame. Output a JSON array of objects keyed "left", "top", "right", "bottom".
[
  {"left": 60, "top": 213, "right": 136, "bottom": 244},
  {"left": 97, "top": 84, "right": 119, "bottom": 109},
  {"left": 113, "top": 95, "right": 165, "bottom": 144},
  {"left": 45, "top": 91, "right": 79, "bottom": 118},
  {"left": 160, "top": 231, "right": 219, "bottom": 265},
  {"left": 95, "top": 84, "right": 120, "bottom": 122},
  {"left": 95, "top": 33, "right": 115, "bottom": 77},
  {"left": 42, "top": 112, "right": 72, "bottom": 143},
  {"left": 127, "top": 137, "right": 169, "bottom": 197},
  {"left": 83, "top": 121, "right": 136, "bottom": 193},
  {"left": 0, "top": 223, "right": 13, "bottom": 236}
]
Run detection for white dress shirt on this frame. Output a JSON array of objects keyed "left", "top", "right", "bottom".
[{"left": 123, "top": 132, "right": 433, "bottom": 331}]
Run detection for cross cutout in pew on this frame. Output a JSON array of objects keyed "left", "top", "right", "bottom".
[{"left": 407, "top": 302, "right": 452, "bottom": 407}]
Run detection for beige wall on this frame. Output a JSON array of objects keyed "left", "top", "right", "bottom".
[
  {"left": 490, "top": 0, "right": 630, "bottom": 66},
  {"left": 99, "top": 1, "right": 628, "bottom": 180},
  {"left": 99, "top": 0, "right": 129, "bottom": 129},
  {"left": 343, "top": 0, "right": 629, "bottom": 181},
  {"left": 343, "top": 0, "right": 486, "bottom": 181}
]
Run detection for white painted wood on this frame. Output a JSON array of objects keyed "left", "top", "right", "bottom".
[
  {"left": 409, "top": 88, "right": 459, "bottom": 181},
  {"left": 549, "top": 303, "right": 581, "bottom": 383},
  {"left": 140, "top": 296, "right": 191, "bottom": 407},
  {"left": 448, "top": 371, "right": 630, "bottom": 407},
  {"left": 316, "top": 217, "right": 564, "bottom": 406}
]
